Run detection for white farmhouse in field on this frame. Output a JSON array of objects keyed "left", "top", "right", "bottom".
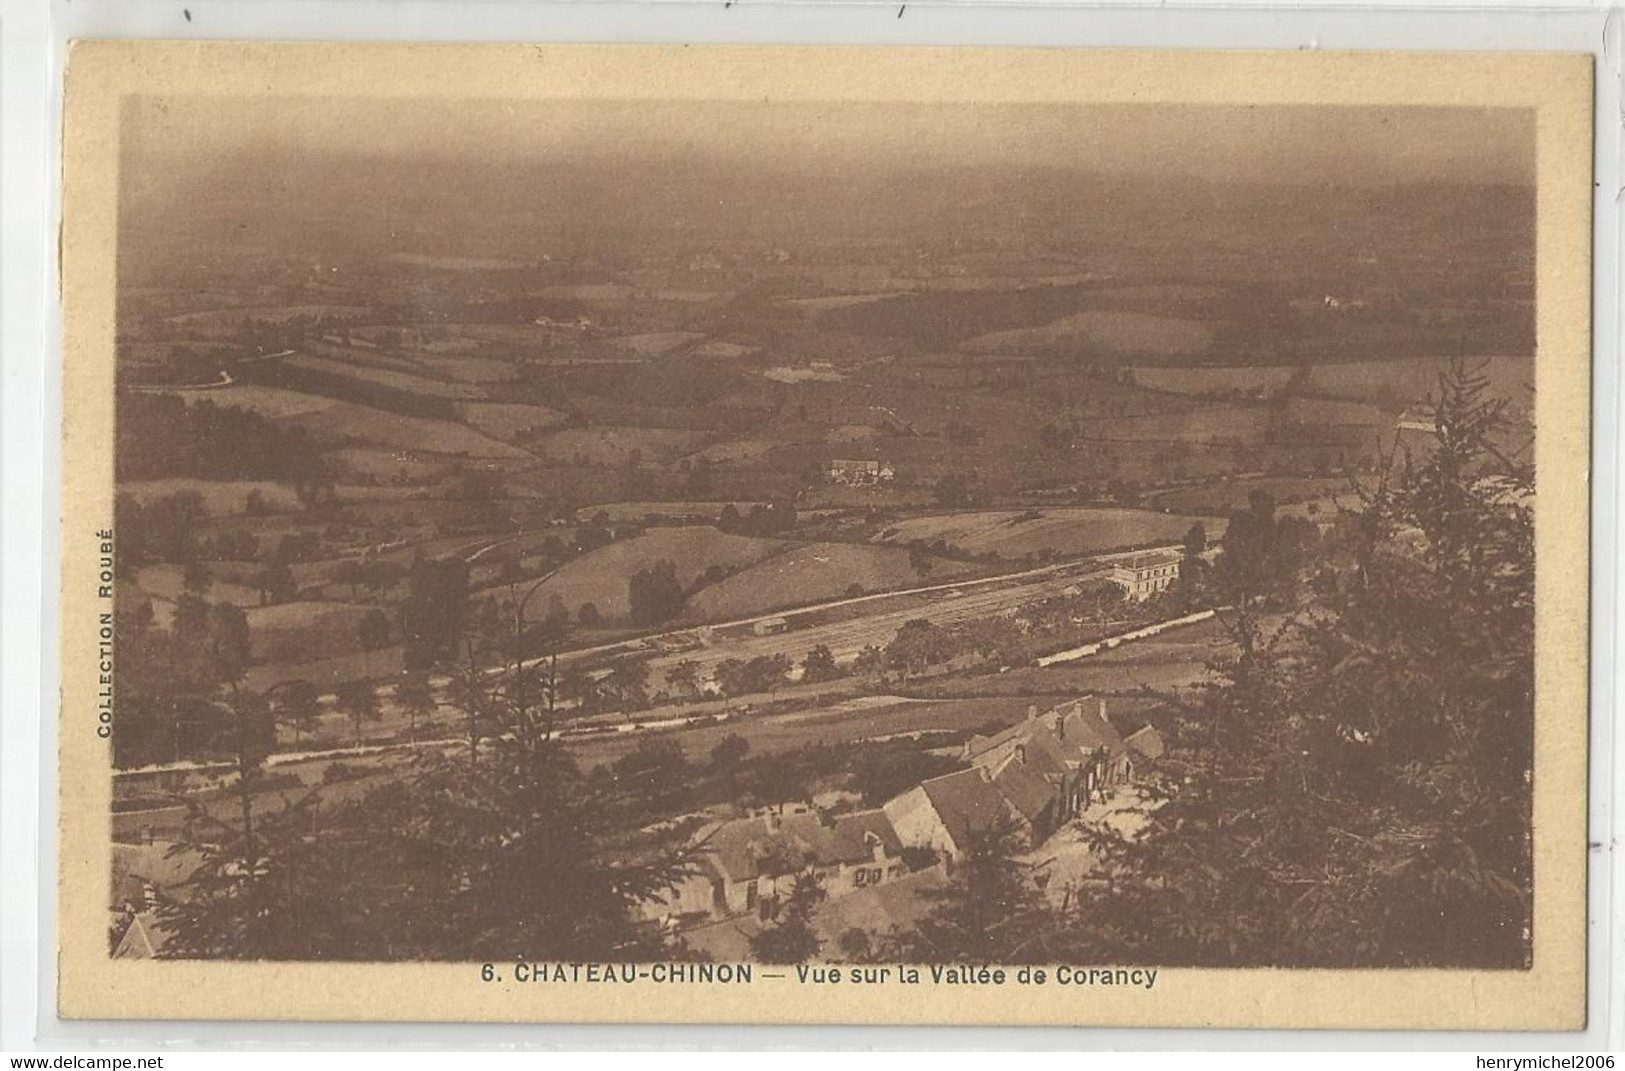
[{"left": 827, "top": 458, "right": 896, "bottom": 486}]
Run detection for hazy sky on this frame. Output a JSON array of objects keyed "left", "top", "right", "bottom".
[{"left": 123, "top": 97, "right": 1534, "bottom": 189}]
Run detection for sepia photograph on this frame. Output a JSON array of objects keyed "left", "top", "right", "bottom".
[{"left": 56, "top": 43, "right": 1593, "bottom": 1028}]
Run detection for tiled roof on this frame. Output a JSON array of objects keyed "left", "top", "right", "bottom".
[
  {"left": 826, "top": 809, "right": 904, "bottom": 862},
  {"left": 693, "top": 808, "right": 903, "bottom": 883},
  {"left": 989, "top": 757, "right": 1057, "bottom": 825},
  {"left": 1117, "top": 548, "right": 1183, "bottom": 570},
  {"left": 112, "top": 911, "right": 170, "bottom": 959},
  {"left": 1124, "top": 724, "right": 1166, "bottom": 760},
  {"left": 1056, "top": 706, "right": 1128, "bottom": 758},
  {"left": 966, "top": 700, "right": 1128, "bottom": 770},
  {"left": 917, "top": 768, "right": 1015, "bottom": 850},
  {"left": 814, "top": 867, "right": 948, "bottom": 944}
]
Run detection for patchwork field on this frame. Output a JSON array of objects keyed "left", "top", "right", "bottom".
[
  {"left": 405, "top": 356, "right": 520, "bottom": 384},
  {"left": 1307, "top": 354, "right": 1532, "bottom": 408},
  {"left": 439, "top": 323, "right": 568, "bottom": 348},
  {"left": 121, "top": 478, "right": 303, "bottom": 517},
  {"left": 874, "top": 508, "right": 1207, "bottom": 558},
  {"left": 534, "top": 426, "right": 707, "bottom": 466},
  {"left": 455, "top": 402, "right": 568, "bottom": 442},
  {"left": 168, "top": 384, "right": 341, "bottom": 420},
  {"left": 779, "top": 293, "right": 900, "bottom": 314},
  {"left": 241, "top": 644, "right": 406, "bottom": 693},
  {"left": 1084, "top": 406, "right": 1271, "bottom": 444},
  {"left": 1128, "top": 354, "right": 1532, "bottom": 409},
  {"left": 1147, "top": 475, "right": 1356, "bottom": 515},
  {"left": 607, "top": 331, "right": 706, "bottom": 357},
  {"left": 132, "top": 564, "right": 264, "bottom": 608},
  {"left": 961, "top": 311, "right": 1214, "bottom": 360},
  {"left": 330, "top": 447, "right": 448, "bottom": 483},
  {"left": 680, "top": 440, "right": 779, "bottom": 465},
  {"left": 683, "top": 542, "right": 973, "bottom": 621},
  {"left": 573, "top": 501, "right": 763, "bottom": 524},
  {"left": 1127, "top": 364, "right": 1299, "bottom": 396},
  {"left": 523, "top": 527, "right": 785, "bottom": 620},
  {"left": 284, "top": 402, "right": 532, "bottom": 459},
  {"left": 534, "top": 283, "right": 636, "bottom": 302},
  {"left": 280, "top": 354, "right": 487, "bottom": 400},
  {"left": 164, "top": 304, "right": 378, "bottom": 328},
  {"left": 332, "top": 484, "right": 426, "bottom": 502},
  {"left": 690, "top": 341, "right": 759, "bottom": 359},
  {"left": 246, "top": 601, "right": 375, "bottom": 663},
  {"left": 761, "top": 366, "right": 848, "bottom": 384},
  {"left": 1281, "top": 397, "right": 1388, "bottom": 427}
]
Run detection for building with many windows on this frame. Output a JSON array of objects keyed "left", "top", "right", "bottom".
[{"left": 1108, "top": 549, "right": 1183, "bottom": 601}]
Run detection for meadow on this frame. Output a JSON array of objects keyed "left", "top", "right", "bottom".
[
  {"left": 280, "top": 354, "right": 487, "bottom": 400},
  {"left": 283, "top": 401, "right": 531, "bottom": 459},
  {"left": 874, "top": 508, "right": 1206, "bottom": 559},
  {"left": 962, "top": 310, "right": 1215, "bottom": 360},
  {"left": 455, "top": 402, "right": 568, "bottom": 442},
  {"left": 682, "top": 542, "right": 973, "bottom": 621},
  {"left": 524, "top": 527, "right": 786, "bottom": 620},
  {"left": 120, "top": 478, "right": 303, "bottom": 516}
]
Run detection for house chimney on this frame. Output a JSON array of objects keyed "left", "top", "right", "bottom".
[
  {"left": 1026, "top": 704, "right": 1038, "bottom": 721},
  {"left": 1098, "top": 698, "right": 1110, "bottom": 724}
]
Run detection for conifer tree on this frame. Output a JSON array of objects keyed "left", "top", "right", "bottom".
[
  {"left": 749, "top": 871, "right": 826, "bottom": 965},
  {"left": 1054, "top": 361, "right": 1534, "bottom": 968},
  {"left": 894, "top": 821, "right": 1050, "bottom": 964}
]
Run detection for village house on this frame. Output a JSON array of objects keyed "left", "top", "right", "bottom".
[
  {"left": 641, "top": 806, "right": 909, "bottom": 926},
  {"left": 1108, "top": 548, "right": 1183, "bottom": 601},
  {"left": 886, "top": 699, "right": 1163, "bottom": 860},
  {"left": 970, "top": 699, "right": 1146, "bottom": 793},
  {"left": 107, "top": 839, "right": 204, "bottom": 959},
  {"left": 643, "top": 697, "right": 1164, "bottom": 935},
  {"left": 883, "top": 766, "right": 1022, "bottom": 859}
]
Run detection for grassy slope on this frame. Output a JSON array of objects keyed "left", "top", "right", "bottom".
[
  {"left": 875, "top": 508, "right": 1205, "bottom": 558},
  {"left": 526, "top": 527, "right": 786, "bottom": 620},
  {"left": 682, "top": 541, "right": 975, "bottom": 621}
]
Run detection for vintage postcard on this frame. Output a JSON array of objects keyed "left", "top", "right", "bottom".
[{"left": 58, "top": 41, "right": 1593, "bottom": 1028}]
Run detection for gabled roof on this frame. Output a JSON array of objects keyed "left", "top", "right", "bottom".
[
  {"left": 1124, "top": 724, "right": 1166, "bottom": 761},
  {"left": 693, "top": 808, "right": 903, "bottom": 883},
  {"left": 989, "top": 757, "right": 1057, "bottom": 825},
  {"left": 1056, "top": 706, "right": 1128, "bottom": 758},
  {"left": 1119, "top": 548, "right": 1183, "bottom": 571},
  {"left": 813, "top": 868, "right": 948, "bottom": 944},
  {"left": 966, "top": 714, "right": 1067, "bottom": 767},
  {"left": 965, "top": 700, "right": 1129, "bottom": 772},
  {"left": 916, "top": 768, "right": 1017, "bottom": 851},
  {"left": 691, "top": 815, "right": 808, "bottom": 883},
  {"left": 112, "top": 912, "right": 170, "bottom": 959},
  {"left": 967, "top": 729, "right": 1071, "bottom": 782},
  {"left": 827, "top": 809, "right": 904, "bottom": 862}
]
